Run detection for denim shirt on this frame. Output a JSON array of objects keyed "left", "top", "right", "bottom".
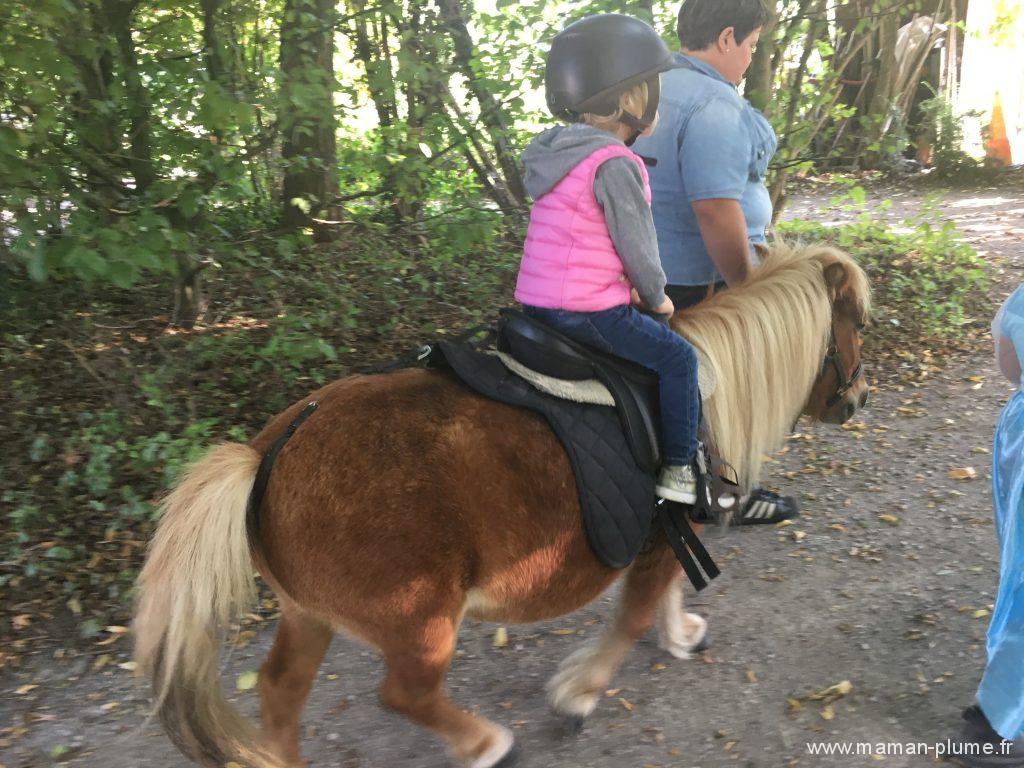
[{"left": 632, "top": 53, "right": 778, "bottom": 287}]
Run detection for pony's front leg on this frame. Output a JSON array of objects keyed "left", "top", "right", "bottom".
[
  {"left": 656, "top": 570, "right": 709, "bottom": 658},
  {"left": 546, "top": 545, "right": 683, "bottom": 724}
]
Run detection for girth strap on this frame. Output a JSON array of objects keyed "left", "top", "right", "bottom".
[{"left": 246, "top": 400, "right": 320, "bottom": 544}]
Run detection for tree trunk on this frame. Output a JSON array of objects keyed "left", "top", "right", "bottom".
[
  {"left": 443, "top": 91, "right": 522, "bottom": 215},
  {"left": 279, "top": 0, "right": 338, "bottom": 236},
  {"left": 744, "top": 3, "right": 778, "bottom": 112},
  {"left": 862, "top": 5, "right": 900, "bottom": 162},
  {"left": 437, "top": 0, "right": 527, "bottom": 209},
  {"left": 64, "top": 2, "right": 123, "bottom": 211},
  {"left": 347, "top": 2, "right": 399, "bottom": 128},
  {"left": 173, "top": 253, "right": 206, "bottom": 329},
  {"left": 769, "top": 0, "right": 827, "bottom": 215},
  {"left": 106, "top": 0, "right": 156, "bottom": 195}
]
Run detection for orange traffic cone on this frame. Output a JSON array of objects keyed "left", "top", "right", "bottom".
[{"left": 984, "top": 91, "right": 1013, "bottom": 167}]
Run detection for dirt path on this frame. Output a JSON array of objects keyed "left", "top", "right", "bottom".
[{"left": 4, "top": 181, "right": 1024, "bottom": 768}]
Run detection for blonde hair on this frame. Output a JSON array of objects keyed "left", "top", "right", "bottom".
[
  {"left": 581, "top": 82, "right": 655, "bottom": 133},
  {"left": 675, "top": 242, "right": 870, "bottom": 489}
]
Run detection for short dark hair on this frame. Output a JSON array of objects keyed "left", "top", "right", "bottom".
[{"left": 677, "top": 0, "right": 770, "bottom": 51}]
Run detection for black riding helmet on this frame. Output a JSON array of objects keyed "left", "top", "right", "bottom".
[{"left": 546, "top": 14, "right": 675, "bottom": 143}]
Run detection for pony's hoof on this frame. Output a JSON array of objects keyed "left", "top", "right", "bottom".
[
  {"left": 692, "top": 633, "right": 711, "bottom": 653},
  {"left": 559, "top": 715, "right": 585, "bottom": 736},
  {"left": 466, "top": 726, "right": 515, "bottom": 768},
  {"left": 492, "top": 743, "right": 521, "bottom": 768},
  {"left": 657, "top": 612, "right": 708, "bottom": 659}
]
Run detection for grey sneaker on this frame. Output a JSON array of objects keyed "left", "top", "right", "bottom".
[{"left": 656, "top": 463, "right": 698, "bottom": 505}]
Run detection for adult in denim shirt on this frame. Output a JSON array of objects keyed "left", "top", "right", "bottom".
[{"left": 634, "top": 0, "right": 797, "bottom": 526}]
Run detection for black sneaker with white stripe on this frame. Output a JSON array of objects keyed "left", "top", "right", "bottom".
[{"left": 736, "top": 488, "right": 799, "bottom": 525}]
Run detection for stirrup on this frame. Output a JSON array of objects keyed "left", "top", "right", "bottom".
[{"left": 690, "top": 445, "right": 744, "bottom": 522}]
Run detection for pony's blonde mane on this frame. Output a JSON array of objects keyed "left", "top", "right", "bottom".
[{"left": 674, "top": 242, "right": 870, "bottom": 489}]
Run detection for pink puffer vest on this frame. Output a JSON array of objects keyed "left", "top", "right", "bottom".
[{"left": 515, "top": 144, "right": 651, "bottom": 311}]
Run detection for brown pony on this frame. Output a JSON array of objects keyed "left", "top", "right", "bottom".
[{"left": 134, "top": 242, "right": 871, "bottom": 768}]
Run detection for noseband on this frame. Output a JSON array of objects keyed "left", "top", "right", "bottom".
[{"left": 821, "top": 326, "right": 863, "bottom": 408}]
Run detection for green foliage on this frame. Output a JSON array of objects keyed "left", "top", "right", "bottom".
[
  {"left": 0, "top": 0, "right": 278, "bottom": 292},
  {"left": 916, "top": 91, "right": 986, "bottom": 178},
  {"left": 779, "top": 192, "right": 988, "bottom": 339}
]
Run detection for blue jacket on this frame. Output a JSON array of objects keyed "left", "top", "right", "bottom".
[{"left": 632, "top": 53, "right": 777, "bottom": 287}]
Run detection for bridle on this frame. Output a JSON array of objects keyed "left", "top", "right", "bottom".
[{"left": 821, "top": 323, "right": 864, "bottom": 409}]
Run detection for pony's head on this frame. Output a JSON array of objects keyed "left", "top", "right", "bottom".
[
  {"left": 676, "top": 241, "right": 871, "bottom": 488},
  {"left": 799, "top": 245, "right": 871, "bottom": 425}
]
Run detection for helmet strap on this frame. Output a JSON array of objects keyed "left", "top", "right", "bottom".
[{"left": 618, "top": 75, "right": 661, "bottom": 147}]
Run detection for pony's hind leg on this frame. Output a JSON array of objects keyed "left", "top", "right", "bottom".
[
  {"left": 547, "top": 546, "right": 683, "bottom": 724},
  {"left": 379, "top": 615, "right": 515, "bottom": 768},
  {"left": 259, "top": 602, "right": 334, "bottom": 767},
  {"left": 656, "top": 570, "right": 708, "bottom": 658}
]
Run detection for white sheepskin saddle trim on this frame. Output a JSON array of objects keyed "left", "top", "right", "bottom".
[{"left": 491, "top": 350, "right": 715, "bottom": 405}]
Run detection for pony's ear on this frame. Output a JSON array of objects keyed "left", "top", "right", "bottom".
[
  {"left": 824, "top": 261, "right": 848, "bottom": 293},
  {"left": 753, "top": 243, "right": 770, "bottom": 260}
]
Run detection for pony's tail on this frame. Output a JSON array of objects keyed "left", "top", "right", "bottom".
[{"left": 133, "top": 442, "right": 282, "bottom": 768}]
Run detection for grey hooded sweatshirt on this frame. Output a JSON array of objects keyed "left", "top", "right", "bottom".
[{"left": 521, "top": 123, "right": 668, "bottom": 309}]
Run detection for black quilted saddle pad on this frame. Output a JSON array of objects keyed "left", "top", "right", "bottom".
[{"left": 436, "top": 341, "right": 655, "bottom": 570}]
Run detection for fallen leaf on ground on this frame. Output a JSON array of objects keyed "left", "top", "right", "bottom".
[
  {"left": 878, "top": 514, "right": 900, "bottom": 526},
  {"left": 492, "top": 627, "right": 508, "bottom": 648},
  {"left": 973, "top": 609, "right": 991, "bottom": 619},
  {"left": 948, "top": 467, "right": 977, "bottom": 481},
  {"left": 821, "top": 704, "right": 835, "bottom": 720},
  {"left": 15, "top": 685, "right": 38, "bottom": 695},
  {"left": 806, "top": 680, "right": 853, "bottom": 702},
  {"left": 619, "top": 697, "right": 633, "bottom": 711},
  {"left": 236, "top": 671, "right": 259, "bottom": 691}
]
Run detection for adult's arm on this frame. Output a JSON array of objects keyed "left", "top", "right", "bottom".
[
  {"left": 679, "top": 97, "right": 754, "bottom": 286},
  {"left": 691, "top": 198, "right": 751, "bottom": 286}
]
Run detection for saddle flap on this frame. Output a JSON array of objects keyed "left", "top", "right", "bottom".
[
  {"left": 498, "top": 309, "right": 661, "bottom": 473},
  {"left": 593, "top": 367, "right": 661, "bottom": 474}
]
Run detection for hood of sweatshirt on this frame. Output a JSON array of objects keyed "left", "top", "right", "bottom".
[{"left": 521, "top": 124, "right": 625, "bottom": 200}]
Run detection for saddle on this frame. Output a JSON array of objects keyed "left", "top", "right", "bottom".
[
  {"left": 419, "top": 312, "right": 722, "bottom": 589},
  {"left": 496, "top": 309, "right": 662, "bottom": 474}
]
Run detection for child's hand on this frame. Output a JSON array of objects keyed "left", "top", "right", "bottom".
[
  {"left": 631, "top": 288, "right": 644, "bottom": 307},
  {"left": 652, "top": 296, "right": 675, "bottom": 317}
]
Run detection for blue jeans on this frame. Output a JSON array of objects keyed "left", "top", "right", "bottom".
[{"left": 523, "top": 304, "right": 699, "bottom": 465}]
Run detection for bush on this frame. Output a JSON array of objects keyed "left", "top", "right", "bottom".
[{"left": 779, "top": 195, "right": 989, "bottom": 343}]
